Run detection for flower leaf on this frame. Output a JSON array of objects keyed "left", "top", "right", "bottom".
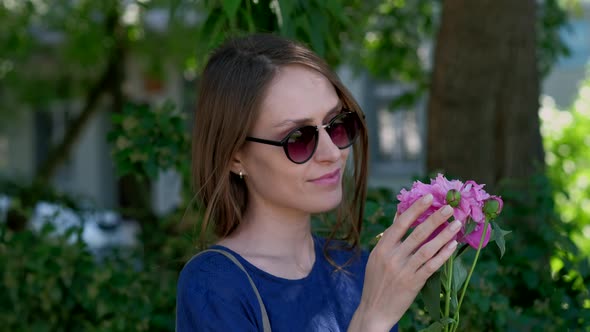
[
  {"left": 452, "top": 257, "right": 468, "bottom": 294},
  {"left": 419, "top": 321, "right": 443, "bottom": 332},
  {"left": 440, "top": 317, "right": 456, "bottom": 328},
  {"left": 423, "top": 271, "right": 442, "bottom": 321},
  {"left": 463, "top": 218, "right": 477, "bottom": 237},
  {"left": 491, "top": 222, "right": 511, "bottom": 258},
  {"left": 449, "top": 258, "right": 467, "bottom": 311},
  {"left": 455, "top": 243, "right": 469, "bottom": 258}
]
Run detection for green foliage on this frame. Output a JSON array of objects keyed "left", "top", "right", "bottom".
[
  {"left": 108, "top": 101, "right": 190, "bottom": 182},
  {"left": 0, "top": 0, "right": 120, "bottom": 107},
  {"left": 0, "top": 225, "right": 169, "bottom": 331},
  {"left": 357, "top": 0, "right": 437, "bottom": 108},
  {"left": 0, "top": 206, "right": 195, "bottom": 332},
  {"left": 541, "top": 68, "right": 590, "bottom": 255},
  {"left": 197, "top": 0, "right": 353, "bottom": 67}
]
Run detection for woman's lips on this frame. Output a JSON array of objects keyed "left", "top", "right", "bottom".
[{"left": 310, "top": 169, "right": 341, "bottom": 185}]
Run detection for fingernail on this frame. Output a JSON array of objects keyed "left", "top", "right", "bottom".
[
  {"left": 449, "top": 220, "right": 462, "bottom": 232},
  {"left": 441, "top": 205, "right": 453, "bottom": 216},
  {"left": 422, "top": 194, "right": 433, "bottom": 204},
  {"left": 449, "top": 240, "right": 458, "bottom": 250}
]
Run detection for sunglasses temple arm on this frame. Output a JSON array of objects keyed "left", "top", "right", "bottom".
[{"left": 245, "top": 137, "right": 285, "bottom": 146}]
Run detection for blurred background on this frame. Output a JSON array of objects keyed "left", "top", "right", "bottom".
[{"left": 0, "top": 0, "right": 589, "bottom": 331}]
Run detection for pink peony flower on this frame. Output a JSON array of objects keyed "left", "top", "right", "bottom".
[
  {"left": 460, "top": 180, "right": 490, "bottom": 223},
  {"left": 396, "top": 174, "right": 503, "bottom": 249}
]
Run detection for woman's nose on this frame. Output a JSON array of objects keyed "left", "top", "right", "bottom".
[{"left": 313, "top": 128, "right": 341, "bottom": 163}]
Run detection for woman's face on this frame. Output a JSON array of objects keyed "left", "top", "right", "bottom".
[{"left": 236, "top": 64, "right": 350, "bottom": 217}]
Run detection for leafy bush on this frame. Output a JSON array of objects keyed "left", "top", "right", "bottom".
[
  {"left": 0, "top": 200, "right": 195, "bottom": 332},
  {"left": 108, "top": 101, "right": 190, "bottom": 182}
]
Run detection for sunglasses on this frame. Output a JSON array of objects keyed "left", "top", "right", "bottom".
[{"left": 245, "top": 111, "right": 362, "bottom": 164}]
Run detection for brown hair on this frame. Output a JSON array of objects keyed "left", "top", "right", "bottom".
[{"left": 192, "top": 33, "right": 369, "bottom": 251}]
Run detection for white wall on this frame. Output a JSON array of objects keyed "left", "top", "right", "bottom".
[{"left": 51, "top": 106, "right": 117, "bottom": 208}]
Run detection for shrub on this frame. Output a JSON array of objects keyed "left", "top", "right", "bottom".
[{"left": 0, "top": 201, "right": 194, "bottom": 331}]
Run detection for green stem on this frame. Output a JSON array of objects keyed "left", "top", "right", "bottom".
[
  {"left": 443, "top": 254, "right": 454, "bottom": 332},
  {"left": 450, "top": 220, "right": 490, "bottom": 332}
]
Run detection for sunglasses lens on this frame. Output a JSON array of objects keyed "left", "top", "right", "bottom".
[
  {"left": 286, "top": 126, "right": 318, "bottom": 163},
  {"left": 327, "top": 112, "right": 360, "bottom": 148}
]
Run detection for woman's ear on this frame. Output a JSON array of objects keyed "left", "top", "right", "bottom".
[{"left": 229, "top": 150, "right": 246, "bottom": 176}]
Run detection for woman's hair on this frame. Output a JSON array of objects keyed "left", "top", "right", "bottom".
[{"left": 192, "top": 33, "right": 369, "bottom": 250}]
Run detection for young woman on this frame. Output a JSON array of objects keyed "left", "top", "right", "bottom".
[{"left": 176, "top": 33, "right": 461, "bottom": 331}]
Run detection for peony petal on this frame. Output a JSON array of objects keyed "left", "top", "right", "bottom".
[
  {"left": 470, "top": 205, "right": 486, "bottom": 223},
  {"left": 462, "top": 223, "right": 492, "bottom": 249}
]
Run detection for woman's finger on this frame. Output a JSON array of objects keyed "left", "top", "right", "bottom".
[
  {"left": 378, "top": 194, "right": 434, "bottom": 248},
  {"left": 407, "top": 219, "right": 462, "bottom": 272},
  {"left": 417, "top": 239, "right": 458, "bottom": 281},
  {"left": 396, "top": 204, "right": 454, "bottom": 257}
]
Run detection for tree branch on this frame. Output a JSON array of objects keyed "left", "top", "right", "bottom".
[{"left": 36, "top": 9, "right": 124, "bottom": 183}]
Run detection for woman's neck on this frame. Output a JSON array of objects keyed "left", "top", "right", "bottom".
[{"left": 217, "top": 202, "right": 316, "bottom": 279}]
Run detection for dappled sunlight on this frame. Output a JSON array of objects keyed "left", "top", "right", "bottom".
[
  {"left": 539, "top": 95, "right": 573, "bottom": 139},
  {"left": 2, "top": 0, "right": 48, "bottom": 14},
  {"left": 122, "top": 2, "right": 141, "bottom": 26}
]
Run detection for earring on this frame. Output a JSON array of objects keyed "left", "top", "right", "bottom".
[{"left": 239, "top": 171, "right": 243, "bottom": 179}]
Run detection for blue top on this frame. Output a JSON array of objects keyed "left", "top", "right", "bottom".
[{"left": 176, "top": 235, "right": 399, "bottom": 332}]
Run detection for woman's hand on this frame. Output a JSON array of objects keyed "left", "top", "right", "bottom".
[{"left": 349, "top": 193, "right": 462, "bottom": 332}]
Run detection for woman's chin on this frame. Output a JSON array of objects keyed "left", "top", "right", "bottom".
[{"left": 307, "top": 191, "right": 343, "bottom": 214}]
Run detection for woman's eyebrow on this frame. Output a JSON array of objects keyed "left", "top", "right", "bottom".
[{"left": 273, "top": 101, "right": 343, "bottom": 128}]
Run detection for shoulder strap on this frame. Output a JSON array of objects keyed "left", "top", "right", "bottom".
[{"left": 183, "top": 248, "right": 272, "bottom": 332}]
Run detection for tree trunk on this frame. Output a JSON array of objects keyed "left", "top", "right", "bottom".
[{"left": 426, "top": 0, "right": 544, "bottom": 190}]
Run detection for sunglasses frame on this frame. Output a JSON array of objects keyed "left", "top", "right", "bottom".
[{"left": 245, "top": 110, "right": 361, "bottom": 164}]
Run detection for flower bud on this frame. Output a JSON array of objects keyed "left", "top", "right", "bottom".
[
  {"left": 446, "top": 189, "right": 461, "bottom": 207},
  {"left": 483, "top": 196, "right": 503, "bottom": 219}
]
